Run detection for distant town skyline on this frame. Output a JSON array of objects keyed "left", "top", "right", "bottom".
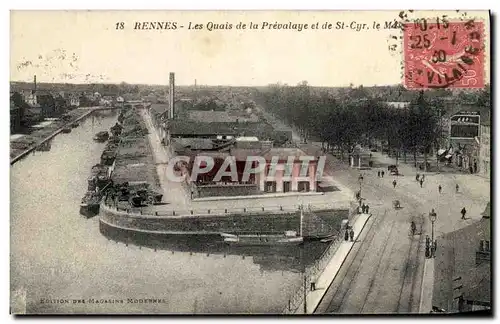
[{"left": 11, "top": 10, "right": 490, "bottom": 87}]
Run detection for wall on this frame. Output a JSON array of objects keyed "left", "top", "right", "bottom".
[
  {"left": 99, "top": 203, "right": 349, "bottom": 238},
  {"left": 479, "top": 125, "right": 490, "bottom": 177},
  {"left": 196, "top": 184, "right": 259, "bottom": 198},
  {"left": 258, "top": 160, "right": 317, "bottom": 193}
]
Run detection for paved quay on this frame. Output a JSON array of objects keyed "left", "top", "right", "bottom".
[{"left": 288, "top": 212, "right": 372, "bottom": 314}]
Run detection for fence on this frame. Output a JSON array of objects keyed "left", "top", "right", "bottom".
[
  {"left": 282, "top": 234, "right": 344, "bottom": 314},
  {"left": 105, "top": 198, "right": 346, "bottom": 218}
]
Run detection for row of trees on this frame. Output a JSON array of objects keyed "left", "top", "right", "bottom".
[{"left": 257, "top": 82, "right": 445, "bottom": 170}]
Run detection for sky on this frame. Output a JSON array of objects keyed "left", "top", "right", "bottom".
[{"left": 10, "top": 10, "right": 490, "bottom": 87}]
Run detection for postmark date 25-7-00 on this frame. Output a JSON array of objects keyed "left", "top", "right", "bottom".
[{"left": 403, "top": 18, "right": 485, "bottom": 89}]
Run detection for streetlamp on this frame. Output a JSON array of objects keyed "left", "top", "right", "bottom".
[{"left": 429, "top": 209, "right": 437, "bottom": 257}]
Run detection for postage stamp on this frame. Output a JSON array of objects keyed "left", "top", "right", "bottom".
[{"left": 403, "top": 18, "right": 485, "bottom": 89}]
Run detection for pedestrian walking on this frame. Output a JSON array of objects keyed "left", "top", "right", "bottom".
[
  {"left": 416, "top": 173, "right": 420, "bottom": 182},
  {"left": 419, "top": 179, "right": 424, "bottom": 188},
  {"left": 366, "top": 205, "right": 370, "bottom": 214},
  {"left": 421, "top": 174, "right": 425, "bottom": 181},
  {"left": 362, "top": 203, "right": 367, "bottom": 213},
  {"left": 378, "top": 170, "right": 381, "bottom": 177},
  {"left": 310, "top": 281, "right": 316, "bottom": 291},
  {"left": 345, "top": 229, "right": 349, "bottom": 241},
  {"left": 381, "top": 171, "right": 385, "bottom": 177},
  {"left": 392, "top": 179, "right": 397, "bottom": 188},
  {"left": 438, "top": 185, "right": 442, "bottom": 193},
  {"left": 349, "top": 228, "right": 355, "bottom": 242},
  {"left": 461, "top": 207, "right": 467, "bottom": 220},
  {"left": 456, "top": 184, "right": 460, "bottom": 193}
]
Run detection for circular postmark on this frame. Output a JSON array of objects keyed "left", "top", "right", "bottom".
[{"left": 403, "top": 17, "right": 485, "bottom": 89}]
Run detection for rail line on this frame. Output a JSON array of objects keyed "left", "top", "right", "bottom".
[
  {"left": 395, "top": 214, "right": 424, "bottom": 313},
  {"left": 319, "top": 209, "right": 389, "bottom": 313},
  {"left": 358, "top": 216, "right": 398, "bottom": 313}
]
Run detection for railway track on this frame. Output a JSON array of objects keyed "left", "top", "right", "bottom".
[{"left": 316, "top": 208, "right": 425, "bottom": 314}]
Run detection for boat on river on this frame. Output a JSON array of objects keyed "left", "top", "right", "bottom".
[
  {"left": 93, "top": 131, "right": 110, "bottom": 142},
  {"left": 222, "top": 231, "right": 304, "bottom": 246},
  {"left": 221, "top": 208, "right": 305, "bottom": 246},
  {"left": 80, "top": 191, "right": 102, "bottom": 218},
  {"left": 61, "top": 127, "right": 72, "bottom": 133},
  {"left": 87, "top": 164, "right": 111, "bottom": 191}
]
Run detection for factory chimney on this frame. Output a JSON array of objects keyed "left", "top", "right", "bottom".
[
  {"left": 33, "top": 75, "right": 37, "bottom": 94},
  {"left": 169, "top": 72, "right": 175, "bottom": 119}
]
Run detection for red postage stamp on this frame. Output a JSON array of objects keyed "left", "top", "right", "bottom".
[{"left": 403, "top": 18, "right": 485, "bottom": 89}]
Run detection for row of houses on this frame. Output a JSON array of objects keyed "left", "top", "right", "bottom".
[{"left": 384, "top": 101, "right": 491, "bottom": 178}]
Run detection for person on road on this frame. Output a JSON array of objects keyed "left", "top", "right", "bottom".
[
  {"left": 362, "top": 203, "right": 367, "bottom": 213},
  {"left": 349, "top": 228, "right": 355, "bottom": 242},
  {"left": 416, "top": 173, "right": 420, "bottom": 182},
  {"left": 392, "top": 179, "right": 397, "bottom": 188},
  {"left": 366, "top": 204, "right": 370, "bottom": 214},
  {"left": 419, "top": 179, "right": 424, "bottom": 188},
  {"left": 345, "top": 229, "right": 349, "bottom": 241},
  {"left": 456, "top": 184, "right": 460, "bottom": 193},
  {"left": 411, "top": 221, "right": 416, "bottom": 236},
  {"left": 461, "top": 207, "right": 467, "bottom": 220},
  {"left": 378, "top": 170, "right": 381, "bottom": 177},
  {"left": 381, "top": 170, "right": 385, "bottom": 177},
  {"left": 421, "top": 174, "right": 425, "bottom": 181},
  {"left": 438, "top": 185, "right": 442, "bottom": 193}
]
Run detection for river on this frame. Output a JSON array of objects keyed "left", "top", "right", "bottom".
[{"left": 10, "top": 109, "right": 332, "bottom": 314}]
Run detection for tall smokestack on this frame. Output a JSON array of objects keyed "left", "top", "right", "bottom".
[
  {"left": 169, "top": 72, "right": 175, "bottom": 119},
  {"left": 33, "top": 75, "right": 37, "bottom": 94}
]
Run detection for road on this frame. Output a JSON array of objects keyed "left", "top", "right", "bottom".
[
  {"left": 297, "top": 142, "right": 489, "bottom": 314},
  {"left": 140, "top": 109, "right": 192, "bottom": 208}
]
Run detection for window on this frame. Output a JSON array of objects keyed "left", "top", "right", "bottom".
[{"left": 479, "top": 240, "right": 490, "bottom": 252}]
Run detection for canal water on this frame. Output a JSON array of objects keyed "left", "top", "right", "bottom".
[{"left": 10, "top": 109, "right": 328, "bottom": 314}]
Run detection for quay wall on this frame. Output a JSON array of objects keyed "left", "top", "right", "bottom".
[{"left": 99, "top": 203, "right": 349, "bottom": 237}]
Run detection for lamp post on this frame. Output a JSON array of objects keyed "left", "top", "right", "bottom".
[
  {"left": 358, "top": 174, "right": 363, "bottom": 199},
  {"left": 429, "top": 209, "right": 437, "bottom": 257}
]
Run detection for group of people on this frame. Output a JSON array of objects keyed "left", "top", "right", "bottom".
[
  {"left": 344, "top": 226, "right": 355, "bottom": 242},
  {"left": 361, "top": 203, "right": 370, "bottom": 214},
  {"left": 416, "top": 173, "right": 426, "bottom": 188},
  {"left": 377, "top": 170, "right": 385, "bottom": 177}
]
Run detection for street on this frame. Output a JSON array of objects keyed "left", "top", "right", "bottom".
[{"left": 298, "top": 142, "right": 490, "bottom": 314}]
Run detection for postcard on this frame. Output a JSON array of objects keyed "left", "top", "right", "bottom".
[{"left": 10, "top": 10, "right": 491, "bottom": 315}]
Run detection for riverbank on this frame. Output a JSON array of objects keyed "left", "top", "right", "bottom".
[{"left": 10, "top": 107, "right": 102, "bottom": 165}]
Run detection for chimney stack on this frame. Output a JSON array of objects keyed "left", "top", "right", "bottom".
[
  {"left": 33, "top": 75, "right": 37, "bottom": 94},
  {"left": 169, "top": 72, "right": 175, "bottom": 119}
]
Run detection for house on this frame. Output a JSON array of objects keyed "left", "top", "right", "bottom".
[
  {"left": 479, "top": 123, "right": 490, "bottom": 177},
  {"left": 69, "top": 94, "right": 80, "bottom": 107},
  {"left": 433, "top": 203, "right": 491, "bottom": 313},
  {"left": 21, "top": 89, "right": 37, "bottom": 106},
  {"left": 10, "top": 100, "right": 21, "bottom": 133},
  {"left": 184, "top": 147, "right": 319, "bottom": 193}
]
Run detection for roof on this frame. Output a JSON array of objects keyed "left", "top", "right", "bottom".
[
  {"left": 168, "top": 120, "right": 273, "bottom": 138},
  {"left": 187, "top": 110, "right": 259, "bottom": 123},
  {"left": 229, "top": 147, "right": 308, "bottom": 162},
  {"left": 446, "top": 105, "right": 491, "bottom": 125},
  {"left": 433, "top": 212, "right": 491, "bottom": 311},
  {"left": 173, "top": 138, "right": 214, "bottom": 150}
]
